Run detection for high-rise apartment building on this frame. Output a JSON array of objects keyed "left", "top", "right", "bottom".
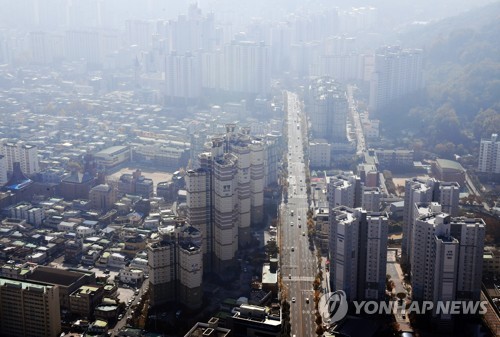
[
  {"left": 478, "top": 133, "right": 500, "bottom": 175},
  {"left": 361, "top": 186, "right": 381, "bottom": 212},
  {"left": 147, "top": 220, "right": 203, "bottom": 310},
  {"left": 1, "top": 142, "right": 40, "bottom": 176},
  {"left": 0, "top": 155, "right": 6, "bottom": 185},
  {"left": 165, "top": 51, "right": 202, "bottom": 104},
  {"left": 222, "top": 40, "right": 271, "bottom": 96},
  {"left": 162, "top": 4, "right": 216, "bottom": 54},
  {"left": 186, "top": 125, "right": 266, "bottom": 273},
  {"left": 327, "top": 174, "right": 362, "bottom": 209},
  {"left": 306, "top": 77, "right": 348, "bottom": 142},
  {"left": 125, "top": 19, "right": 153, "bottom": 50},
  {"left": 263, "top": 132, "right": 283, "bottom": 187},
  {"left": 402, "top": 177, "right": 460, "bottom": 264},
  {"left": 410, "top": 212, "right": 485, "bottom": 320},
  {"left": 65, "top": 30, "right": 101, "bottom": 65},
  {"left": 329, "top": 207, "right": 388, "bottom": 301},
  {"left": 369, "top": 46, "right": 423, "bottom": 117},
  {"left": 0, "top": 277, "right": 61, "bottom": 337}
]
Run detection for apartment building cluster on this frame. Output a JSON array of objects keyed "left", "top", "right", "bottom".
[
  {"left": 185, "top": 124, "right": 283, "bottom": 274},
  {"left": 325, "top": 172, "right": 487, "bottom": 323}
]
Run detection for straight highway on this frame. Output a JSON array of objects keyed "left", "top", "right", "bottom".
[{"left": 280, "top": 91, "right": 316, "bottom": 337}]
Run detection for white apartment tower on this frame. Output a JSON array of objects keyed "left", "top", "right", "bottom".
[
  {"left": 223, "top": 40, "right": 271, "bottom": 96},
  {"left": 402, "top": 177, "right": 460, "bottom": 264},
  {"left": 369, "top": 46, "right": 423, "bottom": 117},
  {"left": 2, "top": 142, "right": 40, "bottom": 176},
  {"left": 450, "top": 217, "right": 486, "bottom": 301},
  {"left": 411, "top": 212, "right": 485, "bottom": 319},
  {"left": 361, "top": 186, "right": 381, "bottom": 212},
  {"left": 329, "top": 207, "right": 388, "bottom": 301},
  {"left": 0, "top": 155, "right": 6, "bottom": 185},
  {"left": 249, "top": 136, "right": 265, "bottom": 224},
  {"left": 147, "top": 220, "right": 203, "bottom": 310},
  {"left": 165, "top": 51, "right": 202, "bottom": 104},
  {"left": 306, "top": 77, "right": 348, "bottom": 142},
  {"left": 327, "top": 174, "right": 362, "bottom": 209},
  {"left": 478, "top": 133, "right": 500, "bottom": 174}
]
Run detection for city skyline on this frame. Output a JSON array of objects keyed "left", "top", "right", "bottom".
[{"left": 0, "top": 1, "right": 497, "bottom": 337}]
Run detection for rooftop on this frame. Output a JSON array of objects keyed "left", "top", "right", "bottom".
[
  {"left": 27, "top": 265, "right": 86, "bottom": 286},
  {"left": 435, "top": 158, "right": 465, "bottom": 172}
]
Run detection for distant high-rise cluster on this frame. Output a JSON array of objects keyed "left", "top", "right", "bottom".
[{"left": 369, "top": 46, "right": 424, "bottom": 117}]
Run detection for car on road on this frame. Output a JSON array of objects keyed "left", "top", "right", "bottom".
[
  {"left": 306, "top": 298, "right": 309, "bottom": 303},
  {"left": 298, "top": 215, "right": 301, "bottom": 220},
  {"left": 298, "top": 223, "right": 301, "bottom": 228},
  {"left": 291, "top": 247, "right": 295, "bottom": 252},
  {"left": 302, "top": 231, "right": 305, "bottom": 236},
  {"left": 289, "top": 273, "right": 292, "bottom": 279},
  {"left": 118, "top": 314, "right": 123, "bottom": 320},
  {"left": 292, "top": 297, "right": 296, "bottom": 303}
]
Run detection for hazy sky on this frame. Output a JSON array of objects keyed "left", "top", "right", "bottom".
[{"left": 0, "top": 0, "right": 495, "bottom": 32}]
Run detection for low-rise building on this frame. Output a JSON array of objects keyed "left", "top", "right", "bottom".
[
  {"left": 69, "top": 285, "right": 104, "bottom": 319},
  {"left": 484, "top": 248, "right": 500, "bottom": 275},
  {"left": 94, "top": 146, "right": 130, "bottom": 169},
  {"left": 228, "top": 304, "right": 281, "bottom": 337},
  {"left": 432, "top": 158, "right": 466, "bottom": 188},
  {"left": 119, "top": 267, "right": 144, "bottom": 285}
]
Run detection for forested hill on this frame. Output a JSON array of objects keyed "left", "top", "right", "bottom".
[{"left": 381, "top": 2, "right": 500, "bottom": 157}]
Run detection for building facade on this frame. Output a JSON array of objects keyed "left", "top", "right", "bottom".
[
  {"left": 2, "top": 141, "right": 40, "bottom": 176},
  {"left": 369, "top": 46, "right": 424, "bottom": 117},
  {"left": 147, "top": 220, "right": 203, "bottom": 310},
  {"left": 478, "top": 133, "right": 500, "bottom": 175},
  {"left": 186, "top": 125, "right": 266, "bottom": 274},
  {"left": 402, "top": 177, "right": 460, "bottom": 265},
  {"left": 0, "top": 277, "right": 61, "bottom": 337},
  {"left": 306, "top": 77, "right": 348, "bottom": 142},
  {"left": 329, "top": 207, "right": 388, "bottom": 301},
  {"left": 411, "top": 212, "right": 485, "bottom": 320},
  {"left": 327, "top": 174, "right": 362, "bottom": 209}
]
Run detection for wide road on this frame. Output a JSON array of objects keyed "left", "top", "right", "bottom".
[
  {"left": 280, "top": 91, "right": 316, "bottom": 337},
  {"left": 347, "top": 85, "right": 366, "bottom": 156}
]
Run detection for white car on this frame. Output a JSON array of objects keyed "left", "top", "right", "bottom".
[{"left": 292, "top": 297, "right": 296, "bottom": 303}]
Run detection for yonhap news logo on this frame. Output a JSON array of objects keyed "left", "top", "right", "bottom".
[
  {"left": 319, "top": 290, "right": 349, "bottom": 324},
  {"left": 319, "top": 290, "right": 488, "bottom": 321}
]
